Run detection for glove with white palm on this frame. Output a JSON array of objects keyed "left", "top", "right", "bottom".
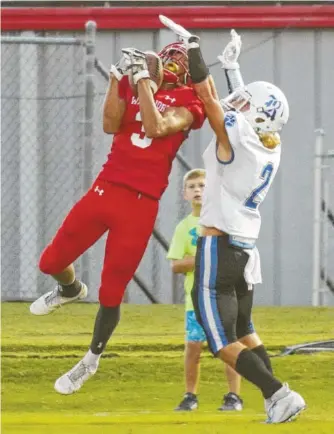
[
  {"left": 218, "top": 30, "right": 244, "bottom": 93},
  {"left": 110, "top": 50, "right": 133, "bottom": 81},
  {"left": 121, "top": 48, "right": 150, "bottom": 85},
  {"left": 217, "top": 29, "right": 242, "bottom": 70}
]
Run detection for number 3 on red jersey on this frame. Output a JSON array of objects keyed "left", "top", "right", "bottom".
[{"left": 131, "top": 112, "right": 153, "bottom": 149}]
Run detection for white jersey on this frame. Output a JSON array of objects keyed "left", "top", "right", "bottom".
[{"left": 200, "top": 111, "right": 281, "bottom": 241}]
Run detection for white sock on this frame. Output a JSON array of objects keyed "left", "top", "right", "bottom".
[{"left": 83, "top": 349, "right": 101, "bottom": 367}]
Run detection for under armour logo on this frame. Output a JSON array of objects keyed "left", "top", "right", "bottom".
[
  {"left": 94, "top": 186, "right": 104, "bottom": 196},
  {"left": 164, "top": 95, "right": 176, "bottom": 103},
  {"left": 97, "top": 342, "right": 103, "bottom": 349},
  {"left": 189, "top": 227, "right": 199, "bottom": 246}
]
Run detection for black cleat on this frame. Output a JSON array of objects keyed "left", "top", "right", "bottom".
[
  {"left": 218, "top": 392, "right": 243, "bottom": 411},
  {"left": 175, "top": 393, "right": 198, "bottom": 411}
]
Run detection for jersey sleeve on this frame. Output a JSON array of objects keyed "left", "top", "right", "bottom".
[
  {"left": 224, "top": 112, "right": 252, "bottom": 150},
  {"left": 187, "top": 100, "right": 206, "bottom": 130},
  {"left": 167, "top": 222, "right": 187, "bottom": 260},
  {"left": 183, "top": 91, "right": 206, "bottom": 130},
  {"left": 224, "top": 111, "right": 248, "bottom": 150}
]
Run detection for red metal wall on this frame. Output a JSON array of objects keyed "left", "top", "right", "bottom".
[{"left": 2, "top": 5, "right": 334, "bottom": 31}]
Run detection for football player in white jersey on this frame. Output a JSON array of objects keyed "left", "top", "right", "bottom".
[{"left": 183, "top": 32, "right": 306, "bottom": 424}]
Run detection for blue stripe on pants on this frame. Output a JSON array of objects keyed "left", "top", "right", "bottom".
[
  {"left": 248, "top": 320, "right": 255, "bottom": 334},
  {"left": 198, "top": 237, "right": 219, "bottom": 353},
  {"left": 208, "top": 237, "right": 228, "bottom": 347}
]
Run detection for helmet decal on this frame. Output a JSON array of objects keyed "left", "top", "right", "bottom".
[{"left": 261, "top": 95, "right": 283, "bottom": 121}]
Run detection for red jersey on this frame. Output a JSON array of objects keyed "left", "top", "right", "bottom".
[{"left": 97, "top": 77, "right": 205, "bottom": 200}]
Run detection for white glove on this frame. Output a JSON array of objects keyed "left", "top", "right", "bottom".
[
  {"left": 110, "top": 51, "right": 133, "bottom": 81},
  {"left": 185, "top": 35, "right": 200, "bottom": 50},
  {"left": 121, "top": 48, "right": 150, "bottom": 85},
  {"left": 217, "top": 29, "right": 242, "bottom": 70}
]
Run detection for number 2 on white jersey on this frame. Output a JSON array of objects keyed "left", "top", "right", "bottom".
[
  {"left": 245, "top": 162, "right": 274, "bottom": 210},
  {"left": 131, "top": 112, "right": 153, "bottom": 149}
]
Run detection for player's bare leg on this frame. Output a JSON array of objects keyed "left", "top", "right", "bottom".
[
  {"left": 239, "top": 333, "right": 273, "bottom": 374},
  {"left": 30, "top": 264, "right": 88, "bottom": 316},
  {"left": 52, "top": 264, "right": 76, "bottom": 285}
]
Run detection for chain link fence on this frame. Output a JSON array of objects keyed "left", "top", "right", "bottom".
[
  {"left": 1, "top": 23, "right": 191, "bottom": 304},
  {"left": 1, "top": 24, "right": 95, "bottom": 301}
]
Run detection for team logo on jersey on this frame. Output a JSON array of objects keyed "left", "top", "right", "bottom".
[
  {"left": 224, "top": 112, "right": 237, "bottom": 128},
  {"left": 189, "top": 227, "right": 199, "bottom": 246},
  {"left": 94, "top": 186, "right": 104, "bottom": 196},
  {"left": 164, "top": 95, "right": 176, "bottom": 103},
  {"left": 260, "top": 94, "right": 282, "bottom": 121}
]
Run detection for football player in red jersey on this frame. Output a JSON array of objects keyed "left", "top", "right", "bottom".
[{"left": 29, "top": 42, "right": 205, "bottom": 395}]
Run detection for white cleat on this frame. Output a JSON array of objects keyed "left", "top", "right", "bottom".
[
  {"left": 54, "top": 359, "right": 98, "bottom": 395},
  {"left": 265, "top": 383, "right": 306, "bottom": 424},
  {"left": 29, "top": 283, "right": 88, "bottom": 315}
]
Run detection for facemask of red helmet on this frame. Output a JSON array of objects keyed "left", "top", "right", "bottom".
[{"left": 158, "top": 42, "right": 190, "bottom": 85}]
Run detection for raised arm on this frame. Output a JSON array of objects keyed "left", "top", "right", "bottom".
[
  {"left": 122, "top": 48, "right": 195, "bottom": 138},
  {"left": 137, "top": 80, "right": 194, "bottom": 138},
  {"left": 187, "top": 37, "right": 233, "bottom": 162},
  {"left": 102, "top": 77, "right": 126, "bottom": 134},
  {"left": 102, "top": 55, "right": 130, "bottom": 134},
  {"left": 217, "top": 29, "right": 245, "bottom": 94}
]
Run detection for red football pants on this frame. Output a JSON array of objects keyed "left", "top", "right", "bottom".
[{"left": 39, "top": 180, "right": 159, "bottom": 306}]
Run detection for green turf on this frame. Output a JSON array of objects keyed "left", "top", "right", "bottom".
[{"left": 2, "top": 303, "right": 334, "bottom": 434}]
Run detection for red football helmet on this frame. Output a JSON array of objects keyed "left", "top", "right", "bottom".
[{"left": 158, "top": 42, "right": 190, "bottom": 85}]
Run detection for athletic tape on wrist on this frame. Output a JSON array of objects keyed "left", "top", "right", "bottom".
[
  {"left": 110, "top": 65, "right": 123, "bottom": 81},
  {"left": 133, "top": 69, "right": 150, "bottom": 85},
  {"left": 225, "top": 68, "right": 245, "bottom": 91}
]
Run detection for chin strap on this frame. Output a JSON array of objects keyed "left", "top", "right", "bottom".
[
  {"left": 163, "top": 69, "right": 178, "bottom": 84},
  {"left": 162, "top": 69, "right": 188, "bottom": 86}
]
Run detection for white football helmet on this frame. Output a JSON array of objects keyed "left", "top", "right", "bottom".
[{"left": 222, "top": 81, "right": 289, "bottom": 133}]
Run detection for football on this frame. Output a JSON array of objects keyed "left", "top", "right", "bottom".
[{"left": 129, "top": 51, "right": 163, "bottom": 96}]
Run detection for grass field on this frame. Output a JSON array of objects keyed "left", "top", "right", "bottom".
[{"left": 1, "top": 303, "right": 334, "bottom": 434}]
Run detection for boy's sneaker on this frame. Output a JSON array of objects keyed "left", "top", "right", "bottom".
[
  {"left": 218, "top": 392, "right": 243, "bottom": 411},
  {"left": 30, "top": 283, "right": 88, "bottom": 315},
  {"left": 54, "top": 358, "right": 98, "bottom": 395},
  {"left": 265, "top": 383, "right": 306, "bottom": 424},
  {"left": 175, "top": 393, "right": 198, "bottom": 411}
]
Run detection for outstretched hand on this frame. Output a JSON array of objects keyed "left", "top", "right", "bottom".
[{"left": 217, "top": 29, "right": 242, "bottom": 70}]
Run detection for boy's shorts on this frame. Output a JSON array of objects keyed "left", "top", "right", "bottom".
[{"left": 186, "top": 310, "right": 207, "bottom": 342}]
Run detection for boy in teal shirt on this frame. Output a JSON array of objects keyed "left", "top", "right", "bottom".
[{"left": 167, "top": 169, "right": 243, "bottom": 411}]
